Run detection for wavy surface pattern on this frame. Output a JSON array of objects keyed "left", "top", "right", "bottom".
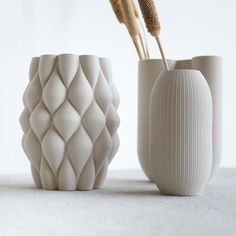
[{"left": 20, "top": 55, "right": 120, "bottom": 190}]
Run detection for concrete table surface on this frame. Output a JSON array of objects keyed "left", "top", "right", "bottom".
[{"left": 0, "top": 168, "right": 235, "bottom": 236}]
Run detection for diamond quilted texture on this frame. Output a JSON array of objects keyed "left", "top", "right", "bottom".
[
  {"left": 25, "top": 74, "right": 42, "bottom": 112},
  {"left": 31, "top": 164, "right": 42, "bottom": 188},
  {"left": 68, "top": 66, "right": 93, "bottom": 115},
  {"left": 20, "top": 108, "right": 30, "bottom": 133},
  {"left": 29, "top": 57, "right": 40, "bottom": 81},
  {"left": 93, "top": 128, "right": 112, "bottom": 173},
  {"left": 30, "top": 101, "right": 51, "bottom": 140},
  {"left": 77, "top": 157, "right": 95, "bottom": 190},
  {"left": 94, "top": 72, "right": 113, "bottom": 114},
  {"left": 58, "top": 158, "right": 77, "bottom": 190},
  {"left": 110, "top": 82, "right": 120, "bottom": 109},
  {"left": 42, "top": 70, "right": 66, "bottom": 114},
  {"left": 79, "top": 55, "right": 99, "bottom": 89},
  {"left": 106, "top": 106, "right": 120, "bottom": 135},
  {"left": 67, "top": 126, "right": 93, "bottom": 177},
  {"left": 99, "top": 58, "right": 112, "bottom": 83},
  {"left": 53, "top": 100, "right": 80, "bottom": 142},
  {"left": 40, "top": 156, "right": 57, "bottom": 190},
  {"left": 58, "top": 54, "right": 78, "bottom": 88},
  {"left": 42, "top": 127, "right": 65, "bottom": 175},
  {"left": 82, "top": 100, "right": 106, "bottom": 143},
  {"left": 93, "top": 160, "right": 108, "bottom": 189},
  {"left": 23, "top": 129, "right": 41, "bottom": 172},
  {"left": 39, "top": 55, "right": 56, "bottom": 87},
  {"left": 109, "top": 133, "right": 120, "bottom": 163},
  {"left": 20, "top": 54, "right": 120, "bottom": 191}
]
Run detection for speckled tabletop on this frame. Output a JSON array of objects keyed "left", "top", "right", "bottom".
[{"left": 0, "top": 168, "right": 235, "bottom": 236}]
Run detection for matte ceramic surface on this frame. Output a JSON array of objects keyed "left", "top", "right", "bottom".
[
  {"left": 137, "top": 59, "right": 175, "bottom": 181},
  {"left": 20, "top": 54, "right": 120, "bottom": 191},
  {"left": 137, "top": 56, "right": 222, "bottom": 181},
  {"left": 192, "top": 56, "right": 223, "bottom": 179},
  {"left": 150, "top": 70, "right": 212, "bottom": 195}
]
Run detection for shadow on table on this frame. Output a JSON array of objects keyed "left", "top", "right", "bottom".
[
  {"left": 0, "top": 175, "right": 161, "bottom": 197},
  {"left": 0, "top": 176, "right": 36, "bottom": 193},
  {"left": 102, "top": 177, "right": 161, "bottom": 197}
]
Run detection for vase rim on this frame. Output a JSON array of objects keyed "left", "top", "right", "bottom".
[
  {"left": 177, "top": 59, "right": 192, "bottom": 62},
  {"left": 138, "top": 55, "right": 222, "bottom": 65},
  {"left": 162, "top": 69, "right": 201, "bottom": 73},
  {"left": 192, "top": 55, "right": 222, "bottom": 59},
  {"left": 31, "top": 54, "right": 109, "bottom": 60},
  {"left": 138, "top": 59, "right": 176, "bottom": 65}
]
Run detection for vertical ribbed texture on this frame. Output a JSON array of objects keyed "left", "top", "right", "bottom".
[
  {"left": 150, "top": 70, "right": 212, "bottom": 195},
  {"left": 137, "top": 57, "right": 222, "bottom": 183},
  {"left": 19, "top": 55, "right": 120, "bottom": 191}
]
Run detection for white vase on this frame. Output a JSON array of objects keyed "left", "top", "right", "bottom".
[
  {"left": 150, "top": 70, "right": 212, "bottom": 195},
  {"left": 137, "top": 56, "right": 222, "bottom": 181},
  {"left": 192, "top": 56, "right": 223, "bottom": 179},
  {"left": 20, "top": 54, "right": 120, "bottom": 191},
  {"left": 138, "top": 59, "right": 176, "bottom": 181}
]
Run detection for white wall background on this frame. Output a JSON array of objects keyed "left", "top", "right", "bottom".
[{"left": 0, "top": 0, "right": 235, "bottom": 174}]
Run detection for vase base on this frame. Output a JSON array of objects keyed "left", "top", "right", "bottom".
[{"left": 158, "top": 186, "right": 203, "bottom": 196}]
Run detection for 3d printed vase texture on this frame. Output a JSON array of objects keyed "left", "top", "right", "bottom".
[
  {"left": 20, "top": 54, "right": 120, "bottom": 191},
  {"left": 150, "top": 69, "right": 212, "bottom": 195},
  {"left": 138, "top": 56, "right": 222, "bottom": 182}
]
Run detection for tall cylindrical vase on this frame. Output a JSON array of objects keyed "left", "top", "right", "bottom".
[
  {"left": 20, "top": 54, "right": 120, "bottom": 191},
  {"left": 138, "top": 60, "right": 176, "bottom": 181},
  {"left": 150, "top": 70, "right": 212, "bottom": 195},
  {"left": 137, "top": 56, "right": 222, "bottom": 182},
  {"left": 192, "top": 56, "right": 223, "bottom": 179}
]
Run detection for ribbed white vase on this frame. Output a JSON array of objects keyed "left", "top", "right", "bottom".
[
  {"left": 20, "top": 54, "right": 120, "bottom": 191},
  {"left": 138, "top": 56, "right": 222, "bottom": 181},
  {"left": 150, "top": 70, "right": 212, "bottom": 195}
]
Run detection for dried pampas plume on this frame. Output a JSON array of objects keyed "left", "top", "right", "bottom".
[
  {"left": 138, "top": 0, "right": 169, "bottom": 69},
  {"left": 109, "top": 0, "right": 147, "bottom": 60},
  {"left": 131, "top": 0, "right": 139, "bottom": 18},
  {"left": 120, "top": 0, "right": 144, "bottom": 60},
  {"left": 120, "top": 0, "right": 139, "bottom": 38},
  {"left": 138, "top": 0, "right": 161, "bottom": 37},
  {"left": 110, "top": 0, "right": 124, "bottom": 23},
  {"left": 131, "top": 0, "right": 149, "bottom": 59}
]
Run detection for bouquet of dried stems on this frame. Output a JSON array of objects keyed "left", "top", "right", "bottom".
[
  {"left": 109, "top": 0, "right": 148, "bottom": 60},
  {"left": 138, "top": 0, "right": 169, "bottom": 69},
  {"left": 109, "top": 0, "right": 169, "bottom": 70}
]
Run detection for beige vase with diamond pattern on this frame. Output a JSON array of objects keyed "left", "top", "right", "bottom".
[{"left": 20, "top": 54, "right": 120, "bottom": 191}]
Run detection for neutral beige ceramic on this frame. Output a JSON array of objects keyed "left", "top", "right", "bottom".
[
  {"left": 150, "top": 70, "right": 212, "bottom": 195},
  {"left": 138, "top": 59, "right": 175, "bottom": 181},
  {"left": 192, "top": 56, "right": 223, "bottom": 179},
  {"left": 20, "top": 54, "right": 120, "bottom": 191},
  {"left": 137, "top": 56, "right": 222, "bottom": 181}
]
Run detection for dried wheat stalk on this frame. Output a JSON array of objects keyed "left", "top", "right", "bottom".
[
  {"left": 120, "top": 0, "right": 139, "bottom": 38},
  {"left": 110, "top": 0, "right": 124, "bottom": 23},
  {"left": 120, "top": 0, "right": 144, "bottom": 60},
  {"left": 138, "top": 0, "right": 169, "bottom": 69},
  {"left": 131, "top": 0, "right": 139, "bottom": 18},
  {"left": 110, "top": 0, "right": 145, "bottom": 60},
  {"left": 131, "top": 0, "right": 149, "bottom": 59}
]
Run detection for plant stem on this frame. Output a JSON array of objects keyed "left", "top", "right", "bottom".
[
  {"left": 138, "top": 17, "right": 149, "bottom": 59},
  {"left": 132, "top": 37, "right": 143, "bottom": 60},
  {"left": 138, "top": 33, "right": 147, "bottom": 59},
  {"left": 155, "top": 35, "right": 169, "bottom": 70}
]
